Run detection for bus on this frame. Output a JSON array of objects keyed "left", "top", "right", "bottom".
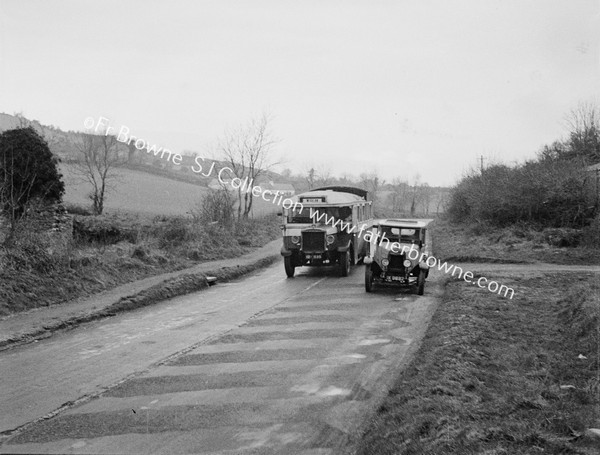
[{"left": 280, "top": 186, "right": 373, "bottom": 277}]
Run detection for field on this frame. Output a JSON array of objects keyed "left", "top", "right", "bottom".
[{"left": 60, "top": 164, "right": 282, "bottom": 217}]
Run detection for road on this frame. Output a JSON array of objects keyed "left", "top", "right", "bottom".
[{"left": 0, "top": 260, "right": 441, "bottom": 454}]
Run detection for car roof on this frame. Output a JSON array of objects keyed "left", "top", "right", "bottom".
[
  {"left": 376, "top": 218, "right": 434, "bottom": 228},
  {"left": 293, "top": 188, "right": 367, "bottom": 204}
]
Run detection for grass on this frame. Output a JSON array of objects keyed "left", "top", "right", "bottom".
[
  {"left": 431, "top": 219, "right": 600, "bottom": 265},
  {"left": 0, "top": 212, "right": 281, "bottom": 316},
  {"left": 358, "top": 272, "right": 600, "bottom": 454},
  {"left": 60, "top": 163, "right": 282, "bottom": 218},
  {"left": 1, "top": 161, "right": 285, "bottom": 316}
]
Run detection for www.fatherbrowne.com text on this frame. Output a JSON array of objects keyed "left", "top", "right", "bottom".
[
  {"left": 308, "top": 207, "right": 515, "bottom": 299},
  {"left": 83, "top": 115, "right": 514, "bottom": 299}
]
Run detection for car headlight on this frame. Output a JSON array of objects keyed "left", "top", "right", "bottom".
[
  {"left": 403, "top": 259, "right": 412, "bottom": 267},
  {"left": 381, "top": 258, "right": 389, "bottom": 266},
  {"left": 291, "top": 236, "right": 300, "bottom": 244},
  {"left": 326, "top": 235, "right": 335, "bottom": 244}
]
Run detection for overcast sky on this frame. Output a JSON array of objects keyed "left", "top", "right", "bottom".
[{"left": 1, "top": 0, "right": 598, "bottom": 186}]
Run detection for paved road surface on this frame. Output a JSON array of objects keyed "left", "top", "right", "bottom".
[{"left": 0, "top": 260, "right": 441, "bottom": 454}]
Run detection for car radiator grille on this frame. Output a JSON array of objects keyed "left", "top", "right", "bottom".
[
  {"left": 389, "top": 253, "right": 405, "bottom": 269},
  {"left": 302, "top": 231, "right": 325, "bottom": 253}
]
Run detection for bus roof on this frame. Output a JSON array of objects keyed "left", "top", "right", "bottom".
[
  {"left": 293, "top": 187, "right": 369, "bottom": 205},
  {"left": 311, "top": 186, "right": 368, "bottom": 200}
]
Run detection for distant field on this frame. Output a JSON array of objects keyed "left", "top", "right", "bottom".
[{"left": 60, "top": 164, "right": 281, "bottom": 217}]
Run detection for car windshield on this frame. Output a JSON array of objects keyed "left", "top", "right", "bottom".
[
  {"left": 287, "top": 206, "right": 352, "bottom": 224},
  {"left": 380, "top": 226, "right": 420, "bottom": 243}
]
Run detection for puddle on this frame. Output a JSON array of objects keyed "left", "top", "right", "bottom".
[
  {"left": 317, "top": 386, "right": 351, "bottom": 397},
  {"left": 345, "top": 353, "right": 366, "bottom": 359}
]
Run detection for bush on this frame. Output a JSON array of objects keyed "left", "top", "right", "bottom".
[
  {"left": 73, "top": 216, "right": 138, "bottom": 245},
  {"left": 0, "top": 127, "right": 64, "bottom": 222},
  {"left": 2, "top": 230, "right": 66, "bottom": 273},
  {"left": 582, "top": 214, "right": 600, "bottom": 248},
  {"left": 64, "top": 203, "right": 92, "bottom": 216},
  {"left": 543, "top": 227, "right": 582, "bottom": 247},
  {"left": 447, "top": 160, "right": 596, "bottom": 229},
  {"left": 193, "top": 189, "right": 235, "bottom": 229},
  {"left": 154, "top": 217, "right": 197, "bottom": 247}
]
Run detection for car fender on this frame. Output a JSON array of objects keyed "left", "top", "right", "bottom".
[
  {"left": 280, "top": 246, "right": 293, "bottom": 257},
  {"left": 337, "top": 240, "right": 352, "bottom": 253}
]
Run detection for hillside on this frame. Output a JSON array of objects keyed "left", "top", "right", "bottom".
[{"left": 60, "top": 164, "right": 281, "bottom": 217}]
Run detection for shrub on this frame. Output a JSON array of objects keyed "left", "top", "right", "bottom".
[
  {"left": 582, "top": 214, "right": 600, "bottom": 248},
  {"left": 73, "top": 216, "right": 138, "bottom": 245},
  {"left": 2, "top": 230, "right": 63, "bottom": 273},
  {"left": 64, "top": 203, "right": 92, "bottom": 216},
  {"left": 447, "top": 160, "right": 596, "bottom": 229},
  {"left": 0, "top": 127, "right": 64, "bottom": 224},
  {"left": 543, "top": 227, "right": 583, "bottom": 247},
  {"left": 193, "top": 189, "right": 235, "bottom": 229}
]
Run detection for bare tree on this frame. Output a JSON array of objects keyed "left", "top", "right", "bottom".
[
  {"left": 435, "top": 189, "right": 448, "bottom": 214},
  {"left": 194, "top": 188, "right": 235, "bottom": 229},
  {"left": 306, "top": 167, "right": 316, "bottom": 189},
  {"left": 218, "top": 114, "right": 278, "bottom": 219},
  {"left": 409, "top": 174, "right": 421, "bottom": 216},
  {"left": 74, "top": 133, "right": 122, "bottom": 215},
  {"left": 388, "top": 177, "right": 409, "bottom": 214},
  {"left": 564, "top": 101, "right": 600, "bottom": 163},
  {"left": 359, "top": 172, "right": 383, "bottom": 214}
]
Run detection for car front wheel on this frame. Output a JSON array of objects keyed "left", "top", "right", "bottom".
[
  {"left": 365, "top": 265, "right": 374, "bottom": 292},
  {"left": 417, "top": 269, "right": 426, "bottom": 295},
  {"left": 339, "top": 251, "right": 350, "bottom": 277}
]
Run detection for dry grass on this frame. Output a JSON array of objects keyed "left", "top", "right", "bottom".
[
  {"left": 358, "top": 273, "right": 600, "bottom": 454},
  {"left": 432, "top": 219, "right": 600, "bottom": 265},
  {"left": 0, "top": 212, "right": 281, "bottom": 316}
]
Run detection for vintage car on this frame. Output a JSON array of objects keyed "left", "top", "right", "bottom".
[
  {"left": 364, "top": 218, "right": 433, "bottom": 294},
  {"left": 280, "top": 186, "right": 373, "bottom": 277}
]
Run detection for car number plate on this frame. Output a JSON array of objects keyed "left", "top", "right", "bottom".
[{"left": 391, "top": 276, "right": 402, "bottom": 281}]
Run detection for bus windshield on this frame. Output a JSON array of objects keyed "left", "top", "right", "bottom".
[{"left": 287, "top": 206, "right": 353, "bottom": 224}]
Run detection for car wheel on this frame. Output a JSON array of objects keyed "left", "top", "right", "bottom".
[
  {"left": 417, "top": 269, "right": 426, "bottom": 295},
  {"left": 339, "top": 251, "right": 350, "bottom": 277},
  {"left": 284, "top": 256, "right": 295, "bottom": 278},
  {"left": 365, "top": 265, "right": 374, "bottom": 292}
]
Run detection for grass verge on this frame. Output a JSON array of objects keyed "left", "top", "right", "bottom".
[
  {"left": 431, "top": 219, "right": 600, "bottom": 265},
  {"left": 358, "top": 272, "right": 600, "bottom": 454},
  {"left": 0, "top": 255, "right": 278, "bottom": 350},
  {"left": 0, "top": 212, "right": 281, "bottom": 316}
]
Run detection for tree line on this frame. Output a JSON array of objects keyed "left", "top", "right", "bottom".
[{"left": 447, "top": 102, "right": 600, "bottom": 228}]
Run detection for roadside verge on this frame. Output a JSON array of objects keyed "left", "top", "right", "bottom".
[{"left": 0, "top": 239, "right": 281, "bottom": 350}]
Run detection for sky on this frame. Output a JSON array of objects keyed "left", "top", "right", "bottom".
[{"left": 0, "top": 0, "right": 598, "bottom": 187}]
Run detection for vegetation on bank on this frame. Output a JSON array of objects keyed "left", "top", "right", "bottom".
[
  {"left": 431, "top": 219, "right": 600, "bottom": 265},
  {"left": 359, "top": 272, "right": 600, "bottom": 455},
  {"left": 0, "top": 209, "right": 280, "bottom": 316},
  {"left": 447, "top": 103, "right": 600, "bottom": 234}
]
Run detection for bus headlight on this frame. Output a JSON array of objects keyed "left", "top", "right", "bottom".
[
  {"left": 403, "top": 259, "right": 412, "bottom": 267},
  {"left": 381, "top": 258, "right": 389, "bottom": 266},
  {"left": 291, "top": 236, "right": 300, "bottom": 244},
  {"left": 326, "top": 235, "right": 335, "bottom": 244}
]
